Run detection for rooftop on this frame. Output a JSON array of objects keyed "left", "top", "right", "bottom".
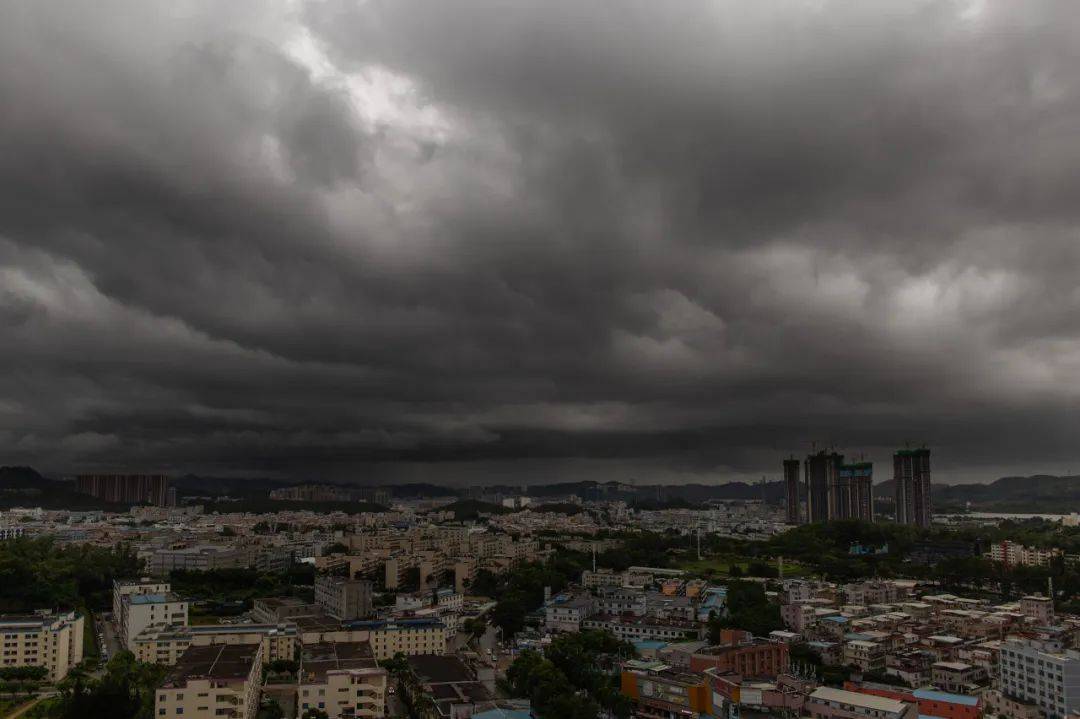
[
  {"left": 130, "top": 593, "right": 181, "bottom": 605},
  {"left": 912, "top": 689, "right": 979, "bottom": 706},
  {"left": 165, "top": 643, "right": 260, "bottom": 686},
  {"left": 811, "top": 687, "right": 909, "bottom": 714},
  {"left": 300, "top": 641, "right": 379, "bottom": 683},
  {"left": 407, "top": 654, "right": 475, "bottom": 685}
]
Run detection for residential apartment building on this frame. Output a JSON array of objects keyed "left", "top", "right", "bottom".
[
  {"left": 298, "top": 642, "right": 387, "bottom": 719},
  {"left": 581, "top": 568, "right": 624, "bottom": 588},
  {"left": 999, "top": 639, "right": 1080, "bottom": 719},
  {"left": 545, "top": 595, "right": 594, "bottom": 633},
  {"left": 120, "top": 593, "right": 189, "bottom": 650},
  {"left": 147, "top": 545, "right": 253, "bottom": 575},
  {"left": 155, "top": 643, "right": 263, "bottom": 719},
  {"left": 345, "top": 619, "right": 447, "bottom": 661},
  {"left": 845, "top": 640, "right": 886, "bottom": 673},
  {"left": 582, "top": 615, "right": 703, "bottom": 643},
  {"left": 315, "top": 575, "right": 373, "bottom": 621},
  {"left": 113, "top": 578, "right": 171, "bottom": 620},
  {"left": 932, "top": 661, "right": 985, "bottom": 693},
  {"left": 988, "top": 542, "right": 1062, "bottom": 568},
  {"left": 134, "top": 623, "right": 297, "bottom": 666},
  {"left": 0, "top": 611, "right": 84, "bottom": 680},
  {"left": 1020, "top": 596, "right": 1055, "bottom": 625}
]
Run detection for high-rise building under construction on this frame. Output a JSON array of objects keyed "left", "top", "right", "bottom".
[
  {"left": 804, "top": 450, "right": 842, "bottom": 523},
  {"left": 783, "top": 457, "right": 801, "bottom": 524},
  {"left": 894, "top": 447, "right": 931, "bottom": 528},
  {"left": 790, "top": 451, "right": 874, "bottom": 524},
  {"left": 837, "top": 461, "right": 873, "bottom": 522}
]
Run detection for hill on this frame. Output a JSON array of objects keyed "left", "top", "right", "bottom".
[
  {"left": 0, "top": 466, "right": 122, "bottom": 511},
  {"left": 874, "top": 474, "right": 1080, "bottom": 512}
]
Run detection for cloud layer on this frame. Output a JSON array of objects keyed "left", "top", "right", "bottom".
[{"left": 2, "top": 0, "right": 1080, "bottom": 484}]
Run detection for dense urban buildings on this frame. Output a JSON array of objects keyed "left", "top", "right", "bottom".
[
  {"left": 269, "top": 484, "right": 392, "bottom": 506},
  {"left": 11, "top": 466, "right": 1080, "bottom": 719},
  {"left": 894, "top": 448, "right": 933, "bottom": 527},
  {"left": 75, "top": 473, "right": 170, "bottom": 506}
]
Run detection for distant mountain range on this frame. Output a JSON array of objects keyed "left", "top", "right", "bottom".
[{"left": 926, "top": 475, "right": 1080, "bottom": 512}]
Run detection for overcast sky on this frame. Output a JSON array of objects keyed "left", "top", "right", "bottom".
[{"left": 2, "top": 1, "right": 1080, "bottom": 485}]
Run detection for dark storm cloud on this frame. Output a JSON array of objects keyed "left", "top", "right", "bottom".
[{"left": 1, "top": 0, "right": 1080, "bottom": 484}]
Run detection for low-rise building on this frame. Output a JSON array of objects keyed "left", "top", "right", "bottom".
[
  {"left": 345, "top": 619, "right": 448, "bottom": 660},
  {"left": 1019, "top": 596, "right": 1055, "bottom": 626},
  {"left": 315, "top": 575, "right": 374, "bottom": 621},
  {"left": 120, "top": 592, "right": 188, "bottom": 650},
  {"left": 931, "top": 661, "right": 985, "bottom": 693},
  {"left": 620, "top": 660, "right": 713, "bottom": 717},
  {"left": 298, "top": 642, "right": 387, "bottom": 718},
  {"left": 155, "top": 643, "right": 263, "bottom": 719},
  {"left": 845, "top": 640, "right": 886, "bottom": 673},
  {"left": 404, "top": 654, "right": 495, "bottom": 718},
  {"left": 806, "top": 686, "right": 917, "bottom": 719},
  {"left": 544, "top": 595, "right": 594, "bottom": 633},
  {"left": 0, "top": 611, "right": 84, "bottom": 680},
  {"left": 582, "top": 614, "right": 703, "bottom": 643},
  {"left": 134, "top": 623, "right": 298, "bottom": 666},
  {"left": 113, "top": 578, "right": 171, "bottom": 621},
  {"left": 687, "top": 638, "right": 790, "bottom": 678},
  {"left": 147, "top": 545, "right": 253, "bottom": 575}
]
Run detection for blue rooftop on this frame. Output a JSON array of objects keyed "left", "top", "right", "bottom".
[
  {"left": 633, "top": 640, "right": 669, "bottom": 651},
  {"left": 823, "top": 615, "right": 848, "bottom": 623},
  {"left": 913, "top": 689, "right": 979, "bottom": 706},
  {"left": 130, "top": 594, "right": 170, "bottom": 605}
]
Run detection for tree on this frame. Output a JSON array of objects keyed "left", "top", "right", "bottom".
[
  {"left": 461, "top": 618, "right": 488, "bottom": 641},
  {"left": 506, "top": 632, "right": 633, "bottom": 719}
]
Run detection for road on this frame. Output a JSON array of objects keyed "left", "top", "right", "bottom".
[{"left": 98, "top": 615, "right": 121, "bottom": 660}]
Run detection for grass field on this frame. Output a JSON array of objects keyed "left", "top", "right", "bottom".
[{"left": 0, "top": 697, "right": 41, "bottom": 719}]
